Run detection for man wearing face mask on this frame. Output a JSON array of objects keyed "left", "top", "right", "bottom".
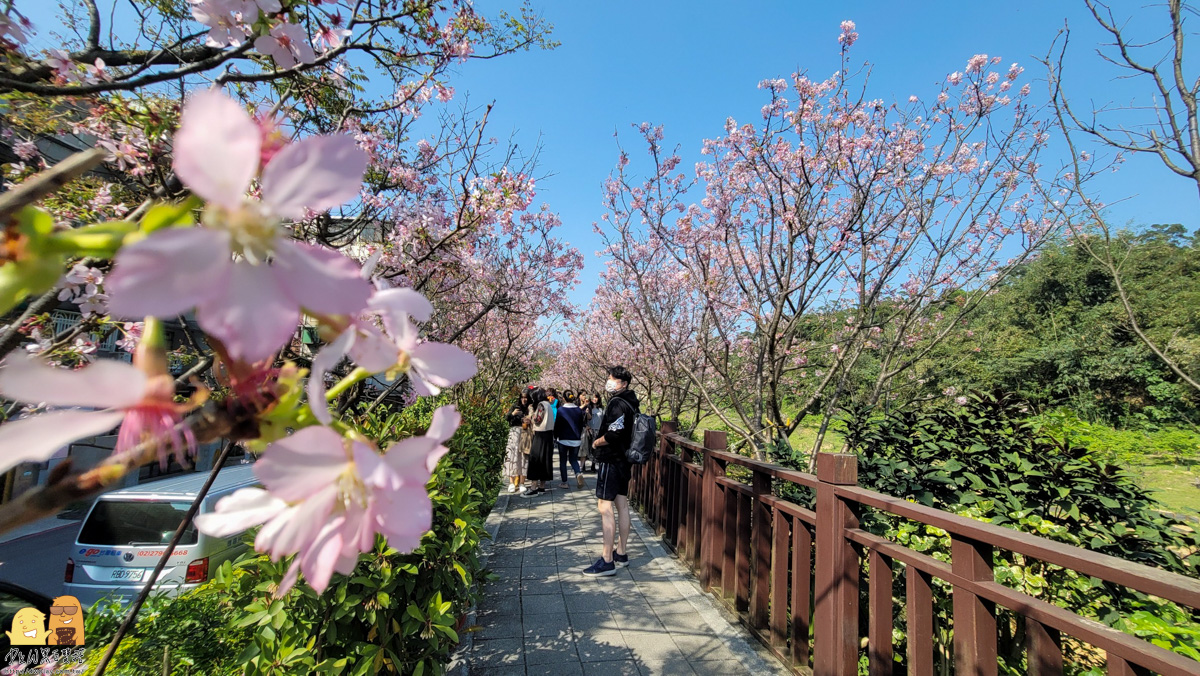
[{"left": 583, "top": 366, "right": 640, "bottom": 577}]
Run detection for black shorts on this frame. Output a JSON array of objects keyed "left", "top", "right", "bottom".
[{"left": 595, "top": 461, "right": 631, "bottom": 502}]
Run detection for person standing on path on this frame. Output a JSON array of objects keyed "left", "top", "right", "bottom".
[
  {"left": 523, "top": 387, "right": 556, "bottom": 496},
  {"left": 503, "top": 393, "right": 530, "bottom": 493},
  {"left": 554, "top": 391, "right": 586, "bottom": 489},
  {"left": 583, "top": 366, "right": 639, "bottom": 577}
]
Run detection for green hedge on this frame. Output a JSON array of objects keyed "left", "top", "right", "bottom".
[{"left": 85, "top": 396, "right": 507, "bottom": 675}]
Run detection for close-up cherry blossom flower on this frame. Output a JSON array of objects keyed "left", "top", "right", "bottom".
[
  {"left": 106, "top": 89, "right": 373, "bottom": 364},
  {"left": 306, "top": 287, "right": 478, "bottom": 424},
  {"left": 0, "top": 354, "right": 199, "bottom": 475},
  {"left": 255, "top": 21, "right": 317, "bottom": 69},
  {"left": 195, "top": 405, "right": 461, "bottom": 594}
]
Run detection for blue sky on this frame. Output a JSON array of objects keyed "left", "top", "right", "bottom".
[
  {"left": 18, "top": 1, "right": 1197, "bottom": 312},
  {"left": 445, "top": 1, "right": 1199, "bottom": 310}
]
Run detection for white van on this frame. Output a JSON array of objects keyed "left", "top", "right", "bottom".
[{"left": 64, "top": 464, "right": 259, "bottom": 608}]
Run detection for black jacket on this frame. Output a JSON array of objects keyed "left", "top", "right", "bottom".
[
  {"left": 506, "top": 402, "right": 527, "bottom": 428},
  {"left": 595, "top": 389, "right": 639, "bottom": 464}
]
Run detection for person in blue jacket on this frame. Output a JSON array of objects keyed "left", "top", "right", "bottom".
[{"left": 554, "top": 391, "right": 586, "bottom": 489}]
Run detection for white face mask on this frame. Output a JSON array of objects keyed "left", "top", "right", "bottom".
[{"left": 605, "top": 380, "right": 619, "bottom": 393}]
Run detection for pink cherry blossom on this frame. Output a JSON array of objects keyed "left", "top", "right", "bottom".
[
  {"left": 0, "top": 355, "right": 196, "bottom": 475},
  {"left": 106, "top": 89, "right": 372, "bottom": 364},
  {"left": 0, "top": 14, "right": 29, "bottom": 50},
  {"left": 255, "top": 22, "right": 316, "bottom": 69},
  {"left": 314, "top": 21, "right": 351, "bottom": 52},
  {"left": 190, "top": 0, "right": 251, "bottom": 48},
  {"left": 195, "top": 406, "right": 461, "bottom": 595},
  {"left": 838, "top": 20, "right": 857, "bottom": 47},
  {"left": 306, "top": 287, "right": 477, "bottom": 424},
  {"left": 13, "top": 140, "right": 37, "bottom": 160}
]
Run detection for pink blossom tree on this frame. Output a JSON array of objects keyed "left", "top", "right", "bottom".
[{"left": 594, "top": 23, "right": 1063, "bottom": 462}]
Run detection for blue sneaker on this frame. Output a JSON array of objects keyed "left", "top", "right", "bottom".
[
  {"left": 582, "top": 557, "right": 616, "bottom": 577},
  {"left": 613, "top": 552, "right": 629, "bottom": 568}
]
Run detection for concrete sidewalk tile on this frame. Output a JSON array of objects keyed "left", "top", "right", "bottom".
[
  {"left": 620, "top": 631, "right": 686, "bottom": 662},
  {"left": 582, "top": 660, "right": 642, "bottom": 676},
  {"left": 522, "top": 579, "right": 564, "bottom": 596},
  {"left": 524, "top": 632, "right": 578, "bottom": 665},
  {"left": 637, "top": 660, "right": 697, "bottom": 676},
  {"left": 646, "top": 598, "right": 694, "bottom": 617},
  {"left": 521, "top": 613, "right": 570, "bottom": 636},
  {"left": 567, "top": 609, "right": 621, "bottom": 633},
  {"left": 470, "top": 617, "right": 525, "bottom": 641},
  {"left": 470, "top": 638, "right": 524, "bottom": 668},
  {"left": 671, "top": 633, "right": 735, "bottom": 660},
  {"left": 526, "top": 663, "right": 584, "bottom": 676},
  {"left": 611, "top": 613, "right": 665, "bottom": 634},
  {"left": 521, "top": 565, "right": 558, "bottom": 579},
  {"left": 575, "top": 630, "right": 633, "bottom": 662},
  {"left": 563, "top": 592, "right": 611, "bottom": 613},
  {"left": 477, "top": 594, "right": 520, "bottom": 615},
  {"left": 688, "top": 660, "right": 751, "bottom": 676},
  {"left": 467, "top": 666, "right": 526, "bottom": 676}
]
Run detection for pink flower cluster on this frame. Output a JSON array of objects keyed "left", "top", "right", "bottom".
[{"left": 196, "top": 406, "right": 460, "bottom": 594}]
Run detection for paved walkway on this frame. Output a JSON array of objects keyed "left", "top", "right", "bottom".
[{"left": 453, "top": 477, "right": 791, "bottom": 676}]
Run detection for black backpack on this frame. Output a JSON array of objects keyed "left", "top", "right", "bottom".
[{"left": 611, "top": 398, "right": 657, "bottom": 465}]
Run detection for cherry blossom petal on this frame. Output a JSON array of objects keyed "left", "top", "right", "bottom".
[
  {"left": 172, "top": 89, "right": 261, "bottom": 210},
  {"left": 306, "top": 329, "right": 353, "bottom": 426},
  {"left": 0, "top": 410, "right": 126, "bottom": 475},
  {"left": 106, "top": 228, "right": 232, "bottom": 319},
  {"left": 0, "top": 355, "right": 146, "bottom": 409},
  {"left": 255, "top": 426, "right": 348, "bottom": 501},
  {"left": 380, "top": 435, "right": 442, "bottom": 487},
  {"left": 195, "top": 487, "right": 287, "bottom": 537},
  {"left": 347, "top": 324, "right": 398, "bottom": 374},
  {"left": 299, "top": 516, "right": 345, "bottom": 593},
  {"left": 257, "top": 486, "right": 336, "bottom": 558},
  {"left": 277, "top": 560, "right": 302, "bottom": 596},
  {"left": 196, "top": 261, "right": 299, "bottom": 364},
  {"left": 425, "top": 405, "right": 460, "bottom": 446},
  {"left": 369, "top": 288, "right": 433, "bottom": 323},
  {"left": 260, "top": 134, "right": 367, "bottom": 219},
  {"left": 375, "top": 489, "right": 432, "bottom": 552},
  {"left": 409, "top": 342, "right": 478, "bottom": 394},
  {"left": 271, "top": 240, "right": 372, "bottom": 316}
]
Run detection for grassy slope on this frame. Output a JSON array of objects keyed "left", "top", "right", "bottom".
[{"left": 1127, "top": 463, "right": 1200, "bottom": 516}]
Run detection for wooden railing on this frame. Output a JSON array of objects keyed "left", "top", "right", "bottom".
[{"left": 626, "top": 423, "right": 1200, "bottom": 676}]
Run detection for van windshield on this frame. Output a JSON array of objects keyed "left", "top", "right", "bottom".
[{"left": 78, "top": 500, "right": 198, "bottom": 546}]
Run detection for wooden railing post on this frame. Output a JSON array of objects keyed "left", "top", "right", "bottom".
[
  {"left": 749, "top": 466, "right": 772, "bottom": 632},
  {"left": 951, "top": 535, "right": 997, "bottom": 676},
  {"left": 656, "top": 421, "right": 678, "bottom": 534},
  {"left": 700, "top": 430, "right": 727, "bottom": 590},
  {"left": 814, "top": 452, "right": 859, "bottom": 676}
]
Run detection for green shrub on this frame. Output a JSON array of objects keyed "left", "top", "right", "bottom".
[
  {"left": 88, "top": 396, "right": 506, "bottom": 675},
  {"left": 841, "top": 393, "right": 1200, "bottom": 671}
]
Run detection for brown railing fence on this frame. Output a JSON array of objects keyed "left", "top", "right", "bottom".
[{"left": 627, "top": 423, "right": 1200, "bottom": 676}]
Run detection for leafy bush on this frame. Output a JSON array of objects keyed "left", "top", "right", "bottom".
[
  {"left": 86, "top": 396, "right": 506, "bottom": 675},
  {"left": 842, "top": 393, "right": 1200, "bottom": 670}
]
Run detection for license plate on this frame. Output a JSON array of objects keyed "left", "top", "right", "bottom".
[{"left": 110, "top": 568, "right": 145, "bottom": 581}]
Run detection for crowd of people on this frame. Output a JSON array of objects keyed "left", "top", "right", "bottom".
[{"left": 502, "top": 366, "right": 641, "bottom": 576}]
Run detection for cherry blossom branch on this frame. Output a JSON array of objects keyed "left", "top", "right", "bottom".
[
  {"left": 0, "top": 400, "right": 239, "bottom": 538},
  {"left": 0, "top": 288, "right": 59, "bottom": 361},
  {"left": 0, "top": 148, "right": 107, "bottom": 222},
  {"left": 93, "top": 439, "right": 236, "bottom": 676}
]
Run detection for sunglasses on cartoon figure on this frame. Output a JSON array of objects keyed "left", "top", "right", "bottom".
[{"left": 50, "top": 606, "right": 79, "bottom": 616}]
